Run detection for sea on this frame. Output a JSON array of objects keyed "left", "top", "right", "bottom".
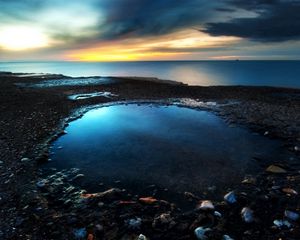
[{"left": 0, "top": 60, "right": 299, "bottom": 88}]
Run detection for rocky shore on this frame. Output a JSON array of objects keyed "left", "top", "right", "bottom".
[{"left": 0, "top": 72, "right": 299, "bottom": 239}]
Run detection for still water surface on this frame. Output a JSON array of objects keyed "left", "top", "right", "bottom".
[
  {"left": 1, "top": 61, "right": 299, "bottom": 87},
  {"left": 45, "top": 104, "right": 292, "bottom": 197}
]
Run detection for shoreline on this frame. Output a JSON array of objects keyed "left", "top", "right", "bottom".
[{"left": 0, "top": 72, "right": 299, "bottom": 239}]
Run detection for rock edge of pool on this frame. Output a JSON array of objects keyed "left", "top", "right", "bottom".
[{"left": 0, "top": 72, "right": 300, "bottom": 240}]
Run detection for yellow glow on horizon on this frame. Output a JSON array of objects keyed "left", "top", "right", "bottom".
[
  {"left": 65, "top": 30, "right": 241, "bottom": 61},
  {"left": 0, "top": 26, "right": 49, "bottom": 51}
]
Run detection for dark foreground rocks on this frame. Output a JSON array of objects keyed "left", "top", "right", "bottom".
[{"left": 0, "top": 72, "right": 299, "bottom": 239}]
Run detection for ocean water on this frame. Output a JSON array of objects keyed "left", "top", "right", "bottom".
[{"left": 1, "top": 61, "right": 300, "bottom": 88}]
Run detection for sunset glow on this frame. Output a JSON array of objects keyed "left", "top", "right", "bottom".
[
  {"left": 66, "top": 31, "right": 241, "bottom": 61},
  {"left": 0, "top": 0, "right": 299, "bottom": 60},
  {"left": 0, "top": 26, "right": 49, "bottom": 51}
]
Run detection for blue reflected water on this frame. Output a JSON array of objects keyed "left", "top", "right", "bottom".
[
  {"left": 46, "top": 104, "right": 292, "bottom": 195},
  {"left": 1, "top": 61, "right": 300, "bottom": 87}
]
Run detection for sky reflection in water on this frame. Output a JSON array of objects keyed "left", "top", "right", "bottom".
[{"left": 46, "top": 104, "right": 293, "bottom": 196}]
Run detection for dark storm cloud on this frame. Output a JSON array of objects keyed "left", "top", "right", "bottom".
[
  {"left": 205, "top": 0, "right": 300, "bottom": 42},
  {"left": 96, "top": 0, "right": 220, "bottom": 39},
  {"left": 0, "top": 0, "right": 299, "bottom": 43}
]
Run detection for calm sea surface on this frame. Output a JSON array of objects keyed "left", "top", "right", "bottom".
[{"left": 1, "top": 61, "right": 299, "bottom": 88}]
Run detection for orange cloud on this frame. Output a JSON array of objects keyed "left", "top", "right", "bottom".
[{"left": 65, "top": 30, "right": 241, "bottom": 61}]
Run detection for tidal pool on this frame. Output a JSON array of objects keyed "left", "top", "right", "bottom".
[
  {"left": 16, "top": 77, "right": 118, "bottom": 88},
  {"left": 46, "top": 104, "right": 291, "bottom": 198},
  {"left": 68, "top": 92, "right": 118, "bottom": 100}
]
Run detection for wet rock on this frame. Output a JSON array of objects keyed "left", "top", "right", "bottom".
[
  {"left": 224, "top": 191, "right": 237, "bottom": 204},
  {"left": 207, "top": 186, "right": 216, "bottom": 192},
  {"left": 198, "top": 200, "right": 214, "bottom": 210},
  {"left": 21, "top": 157, "right": 30, "bottom": 162},
  {"left": 266, "top": 165, "right": 287, "bottom": 173},
  {"left": 242, "top": 176, "right": 256, "bottom": 184},
  {"left": 137, "top": 234, "right": 147, "bottom": 240},
  {"left": 194, "top": 226, "right": 211, "bottom": 240},
  {"left": 87, "top": 233, "right": 94, "bottom": 240},
  {"left": 284, "top": 210, "right": 300, "bottom": 221},
  {"left": 139, "top": 196, "right": 158, "bottom": 204},
  {"left": 73, "top": 173, "right": 85, "bottom": 180},
  {"left": 264, "top": 131, "right": 269, "bottom": 136},
  {"left": 36, "top": 180, "right": 47, "bottom": 188},
  {"left": 282, "top": 188, "right": 298, "bottom": 195},
  {"left": 241, "top": 207, "right": 254, "bottom": 223},
  {"left": 73, "top": 228, "right": 87, "bottom": 239},
  {"left": 81, "top": 188, "right": 122, "bottom": 201},
  {"left": 184, "top": 191, "right": 198, "bottom": 200},
  {"left": 273, "top": 219, "right": 292, "bottom": 229},
  {"left": 126, "top": 217, "right": 142, "bottom": 229},
  {"left": 152, "top": 213, "right": 175, "bottom": 230},
  {"left": 223, "top": 235, "right": 234, "bottom": 240},
  {"left": 214, "top": 211, "right": 222, "bottom": 218}
]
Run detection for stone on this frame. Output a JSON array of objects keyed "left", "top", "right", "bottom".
[
  {"left": 241, "top": 207, "right": 254, "bottom": 223},
  {"left": 223, "top": 235, "right": 234, "bottom": 240},
  {"left": 266, "top": 165, "right": 287, "bottom": 173},
  {"left": 127, "top": 217, "right": 142, "bottom": 229},
  {"left": 282, "top": 188, "right": 298, "bottom": 195},
  {"left": 284, "top": 210, "right": 299, "bottom": 221},
  {"left": 81, "top": 188, "right": 122, "bottom": 200},
  {"left": 214, "top": 211, "right": 222, "bottom": 218},
  {"left": 36, "top": 180, "right": 47, "bottom": 188},
  {"left": 194, "top": 227, "right": 210, "bottom": 240},
  {"left": 224, "top": 191, "right": 237, "bottom": 204},
  {"left": 21, "top": 158, "right": 30, "bottom": 162},
  {"left": 152, "top": 213, "right": 175, "bottom": 229},
  {"left": 139, "top": 196, "right": 158, "bottom": 204},
  {"left": 137, "top": 234, "right": 147, "bottom": 240},
  {"left": 95, "top": 224, "right": 103, "bottom": 232},
  {"left": 73, "top": 228, "right": 86, "bottom": 239},
  {"left": 198, "top": 200, "right": 214, "bottom": 210},
  {"left": 273, "top": 219, "right": 292, "bottom": 228}
]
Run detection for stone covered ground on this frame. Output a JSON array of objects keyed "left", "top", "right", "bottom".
[{"left": 0, "top": 72, "right": 300, "bottom": 240}]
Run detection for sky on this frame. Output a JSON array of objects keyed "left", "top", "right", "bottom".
[{"left": 0, "top": 0, "right": 299, "bottom": 61}]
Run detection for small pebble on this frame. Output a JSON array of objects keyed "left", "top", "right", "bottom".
[
  {"left": 21, "top": 158, "right": 30, "bottom": 162},
  {"left": 273, "top": 219, "right": 292, "bottom": 228},
  {"left": 194, "top": 226, "right": 210, "bottom": 240},
  {"left": 224, "top": 191, "right": 237, "bottom": 204},
  {"left": 214, "top": 211, "right": 222, "bottom": 217},
  {"left": 127, "top": 217, "right": 142, "bottom": 229},
  {"left": 223, "top": 235, "right": 234, "bottom": 240},
  {"left": 137, "top": 234, "right": 147, "bottom": 240},
  {"left": 198, "top": 200, "right": 214, "bottom": 210},
  {"left": 36, "top": 180, "right": 46, "bottom": 188},
  {"left": 284, "top": 210, "right": 299, "bottom": 221},
  {"left": 241, "top": 207, "right": 254, "bottom": 223}
]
